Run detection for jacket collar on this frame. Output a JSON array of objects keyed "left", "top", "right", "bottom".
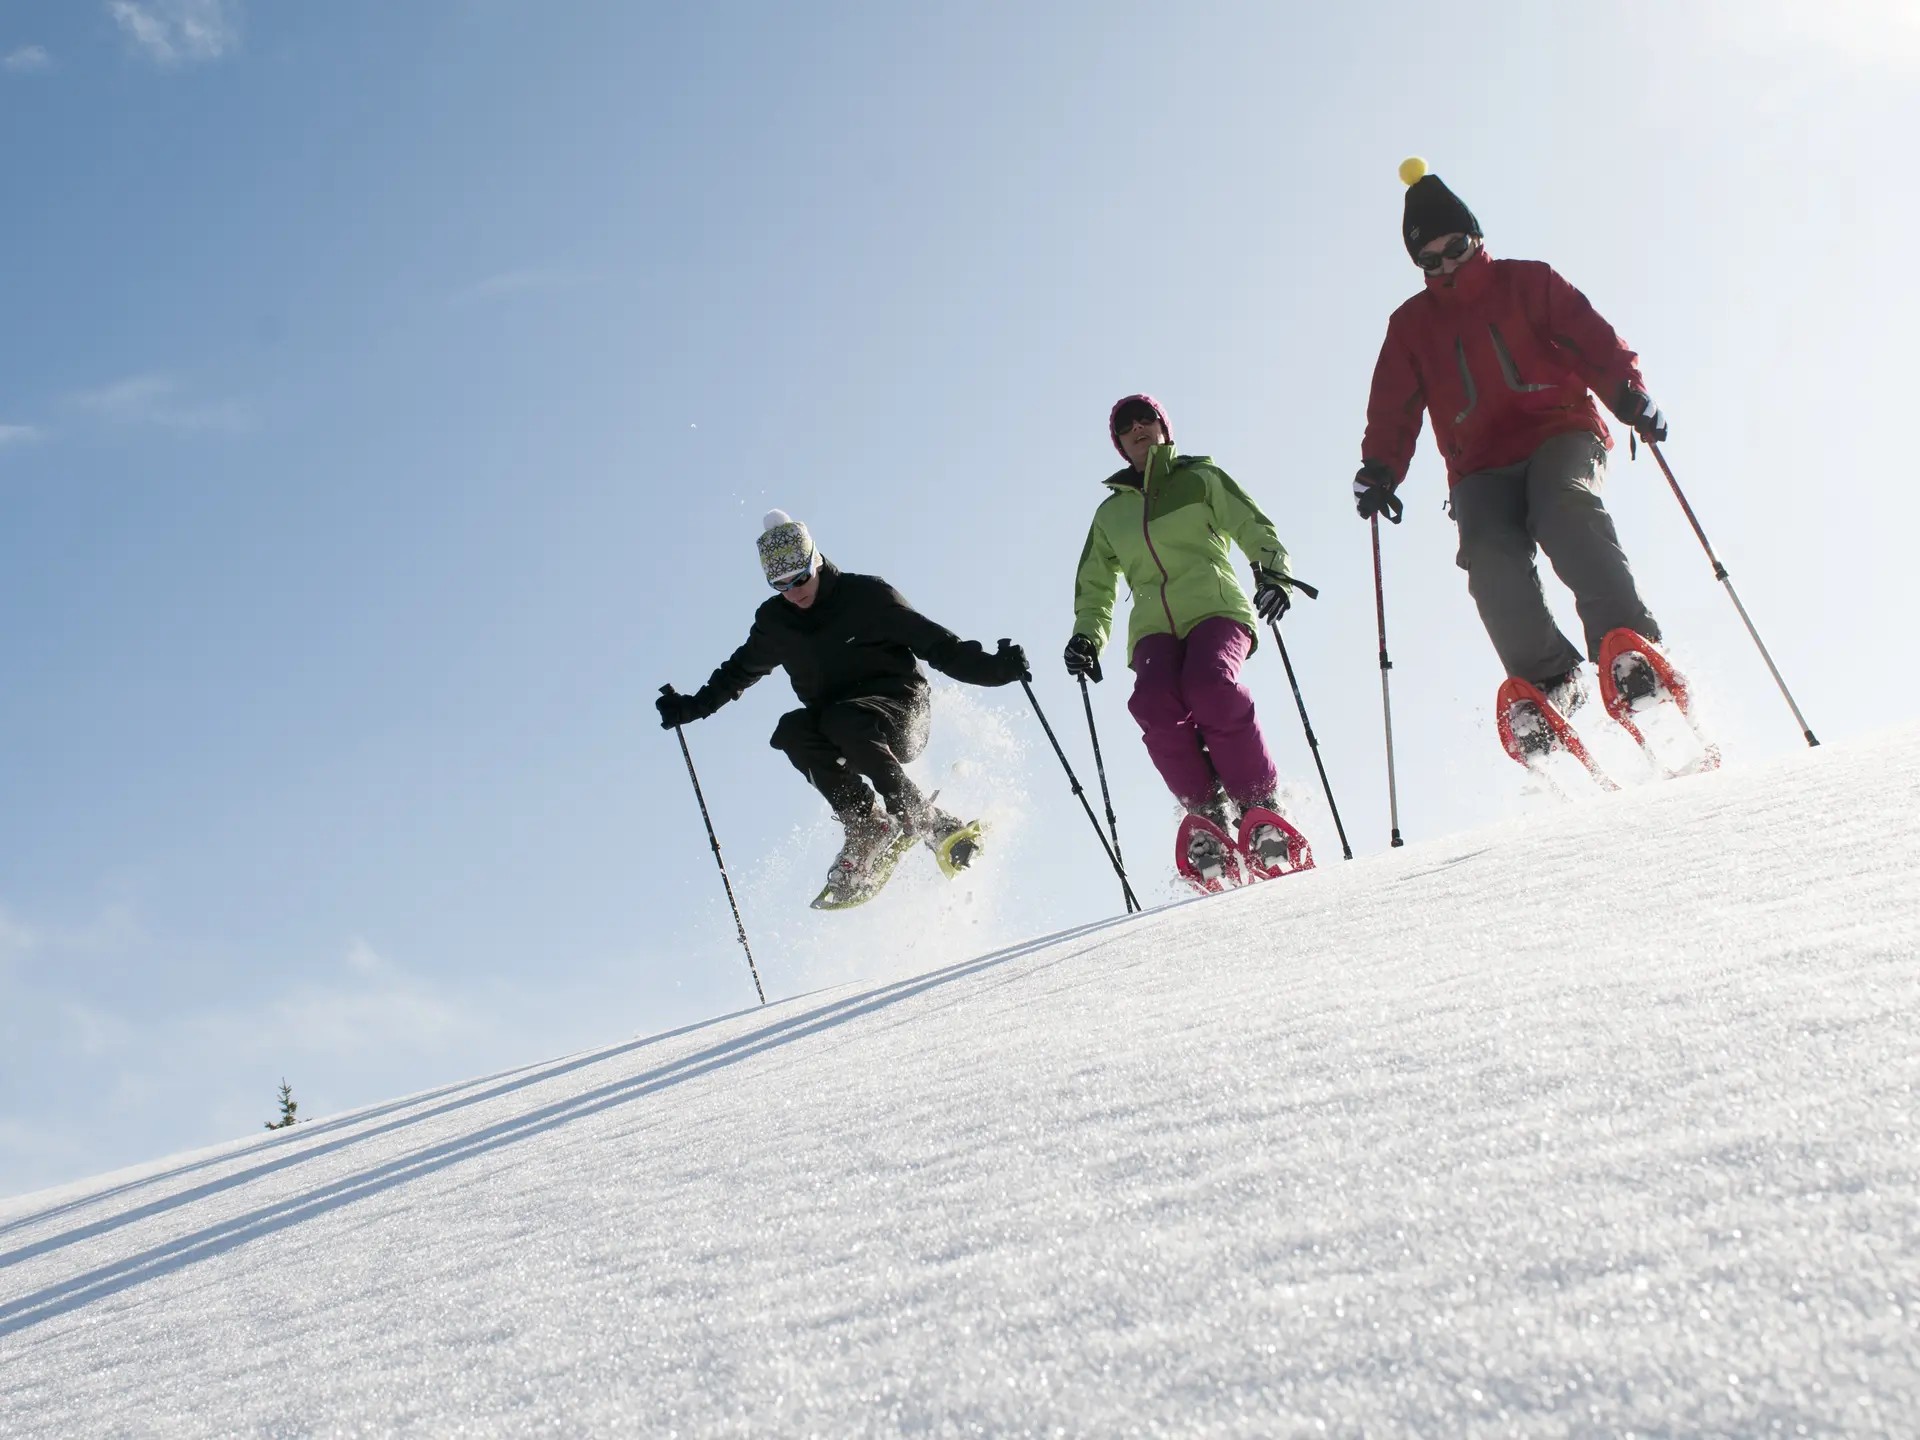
[
  {"left": 1103, "top": 442, "right": 1179, "bottom": 490},
  {"left": 1422, "top": 244, "right": 1493, "bottom": 301}
]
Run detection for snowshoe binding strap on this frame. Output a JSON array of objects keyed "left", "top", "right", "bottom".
[{"left": 1236, "top": 806, "right": 1314, "bottom": 880}]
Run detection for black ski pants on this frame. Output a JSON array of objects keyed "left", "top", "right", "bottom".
[
  {"left": 1452, "top": 429, "right": 1661, "bottom": 685},
  {"left": 770, "top": 693, "right": 931, "bottom": 817}
]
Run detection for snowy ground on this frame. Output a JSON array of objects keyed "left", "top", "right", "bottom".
[{"left": 3, "top": 726, "right": 1917, "bottom": 1437}]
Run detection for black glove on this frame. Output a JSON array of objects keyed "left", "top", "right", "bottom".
[
  {"left": 994, "top": 637, "right": 1029, "bottom": 683},
  {"left": 1063, "top": 633, "right": 1102, "bottom": 684},
  {"left": 1353, "top": 460, "right": 1404, "bottom": 524},
  {"left": 1613, "top": 383, "right": 1668, "bottom": 444},
  {"left": 1251, "top": 564, "right": 1292, "bottom": 623},
  {"left": 656, "top": 687, "right": 704, "bottom": 730}
]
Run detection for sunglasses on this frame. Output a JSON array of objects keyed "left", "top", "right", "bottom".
[
  {"left": 1415, "top": 234, "right": 1477, "bottom": 272},
  {"left": 1113, "top": 407, "right": 1163, "bottom": 436},
  {"left": 770, "top": 562, "right": 817, "bottom": 592}
]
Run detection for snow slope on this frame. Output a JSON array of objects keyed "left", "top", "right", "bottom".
[{"left": 3, "top": 727, "right": 1917, "bottom": 1437}]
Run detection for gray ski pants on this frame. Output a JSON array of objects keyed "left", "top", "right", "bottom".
[{"left": 1451, "top": 429, "right": 1660, "bottom": 685}]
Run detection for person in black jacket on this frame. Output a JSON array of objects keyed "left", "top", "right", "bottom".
[{"left": 657, "top": 510, "right": 1028, "bottom": 903}]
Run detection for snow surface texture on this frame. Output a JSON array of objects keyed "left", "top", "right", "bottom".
[{"left": 3, "top": 727, "right": 1917, "bottom": 1437}]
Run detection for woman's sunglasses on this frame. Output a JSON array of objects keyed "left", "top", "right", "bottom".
[{"left": 770, "top": 563, "right": 818, "bottom": 593}]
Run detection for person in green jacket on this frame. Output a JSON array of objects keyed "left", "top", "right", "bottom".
[{"left": 1065, "top": 394, "right": 1295, "bottom": 875}]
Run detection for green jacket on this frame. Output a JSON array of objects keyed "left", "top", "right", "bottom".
[{"left": 1073, "top": 444, "right": 1289, "bottom": 667}]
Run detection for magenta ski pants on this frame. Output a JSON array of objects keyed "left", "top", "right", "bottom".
[{"left": 1127, "top": 616, "right": 1278, "bottom": 811}]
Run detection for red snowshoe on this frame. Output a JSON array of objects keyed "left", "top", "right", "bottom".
[
  {"left": 1597, "top": 628, "right": 1720, "bottom": 776},
  {"left": 1174, "top": 813, "right": 1244, "bottom": 895},
  {"left": 1236, "top": 806, "right": 1314, "bottom": 881},
  {"left": 1496, "top": 676, "right": 1619, "bottom": 794}
]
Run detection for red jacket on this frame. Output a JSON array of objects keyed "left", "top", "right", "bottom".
[{"left": 1360, "top": 250, "right": 1647, "bottom": 487}]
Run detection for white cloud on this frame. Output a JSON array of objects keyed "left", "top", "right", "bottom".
[
  {"left": 2, "top": 45, "right": 51, "bottom": 73},
  {"left": 0, "top": 423, "right": 42, "bottom": 447},
  {"left": 106, "top": 0, "right": 242, "bottom": 67},
  {"left": 70, "top": 374, "right": 250, "bottom": 434}
]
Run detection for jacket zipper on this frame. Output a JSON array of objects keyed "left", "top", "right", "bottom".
[{"left": 1138, "top": 448, "right": 1178, "bottom": 636}]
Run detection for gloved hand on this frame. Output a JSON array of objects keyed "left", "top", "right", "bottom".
[
  {"left": 1251, "top": 564, "right": 1292, "bottom": 623},
  {"left": 1063, "top": 633, "right": 1102, "bottom": 684},
  {"left": 1353, "top": 460, "right": 1404, "bottom": 524},
  {"left": 656, "top": 687, "right": 705, "bottom": 730},
  {"left": 994, "top": 637, "right": 1030, "bottom": 683},
  {"left": 1613, "top": 383, "right": 1668, "bottom": 444}
]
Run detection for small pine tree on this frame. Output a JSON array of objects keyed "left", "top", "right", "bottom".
[{"left": 265, "top": 1079, "right": 299, "bottom": 1131}]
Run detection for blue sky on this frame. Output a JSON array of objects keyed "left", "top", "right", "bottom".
[{"left": 3, "top": 0, "right": 1915, "bottom": 1196}]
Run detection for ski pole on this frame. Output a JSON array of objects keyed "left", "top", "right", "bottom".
[
  {"left": 1020, "top": 675, "right": 1141, "bottom": 914},
  {"left": 1371, "top": 517, "right": 1405, "bottom": 847},
  {"left": 1645, "top": 441, "right": 1818, "bottom": 748},
  {"left": 1266, "top": 595, "right": 1353, "bottom": 861},
  {"left": 660, "top": 687, "right": 766, "bottom": 1005},
  {"left": 1077, "top": 673, "right": 1126, "bottom": 871}
]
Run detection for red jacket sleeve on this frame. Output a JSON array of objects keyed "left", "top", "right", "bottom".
[
  {"left": 1534, "top": 264, "right": 1647, "bottom": 408},
  {"left": 1359, "top": 314, "right": 1426, "bottom": 483}
]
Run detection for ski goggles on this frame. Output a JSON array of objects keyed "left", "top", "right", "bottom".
[
  {"left": 1414, "top": 234, "right": 1477, "bottom": 271},
  {"left": 769, "top": 560, "right": 818, "bottom": 592},
  {"left": 1112, "top": 401, "right": 1163, "bottom": 435}
]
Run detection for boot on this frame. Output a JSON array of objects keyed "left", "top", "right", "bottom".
[
  {"left": 1539, "top": 666, "right": 1589, "bottom": 718},
  {"left": 819, "top": 801, "right": 899, "bottom": 904},
  {"left": 1182, "top": 785, "right": 1236, "bottom": 882},
  {"left": 1237, "top": 792, "right": 1291, "bottom": 871}
]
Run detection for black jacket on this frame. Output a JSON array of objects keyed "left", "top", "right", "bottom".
[{"left": 687, "top": 561, "right": 1021, "bottom": 717}]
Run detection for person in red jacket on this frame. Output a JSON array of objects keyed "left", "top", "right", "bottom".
[{"left": 1352, "top": 159, "right": 1670, "bottom": 716}]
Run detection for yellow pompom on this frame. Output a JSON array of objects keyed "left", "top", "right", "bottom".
[{"left": 1398, "top": 156, "right": 1429, "bottom": 186}]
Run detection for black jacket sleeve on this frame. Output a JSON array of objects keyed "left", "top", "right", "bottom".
[
  {"left": 689, "top": 619, "right": 781, "bottom": 717},
  {"left": 874, "top": 583, "right": 1021, "bottom": 688}
]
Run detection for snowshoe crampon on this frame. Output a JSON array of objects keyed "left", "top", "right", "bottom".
[
  {"left": 1496, "top": 676, "right": 1619, "bottom": 796},
  {"left": 1236, "top": 806, "right": 1314, "bottom": 881},
  {"left": 930, "top": 819, "right": 985, "bottom": 879},
  {"left": 1175, "top": 813, "right": 1243, "bottom": 895},
  {"left": 1597, "top": 628, "right": 1720, "bottom": 777},
  {"left": 810, "top": 828, "right": 917, "bottom": 911}
]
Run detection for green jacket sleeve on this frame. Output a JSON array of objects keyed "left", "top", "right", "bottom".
[
  {"left": 1206, "top": 465, "right": 1289, "bottom": 579},
  {"left": 1071, "top": 508, "right": 1122, "bottom": 653}
]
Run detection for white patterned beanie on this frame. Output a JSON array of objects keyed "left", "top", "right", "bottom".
[{"left": 757, "top": 509, "right": 816, "bottom": 584}]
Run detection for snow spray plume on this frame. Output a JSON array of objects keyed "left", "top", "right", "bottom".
[
  {"left": 1643, "top": 441, "right": 1819, "bottom": 748},
  {"left": 743, "top": 682, "right": 1039, "bottom": 993},
  {"left": 1019, "top": 672, "right": 1141, "bottom": 913},
  {"left": 660, "top": 686, "right": 767, "bottom": 1004},
  {"left": 1262, "top": 579, "right": 1353, "bottom": 861}
]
